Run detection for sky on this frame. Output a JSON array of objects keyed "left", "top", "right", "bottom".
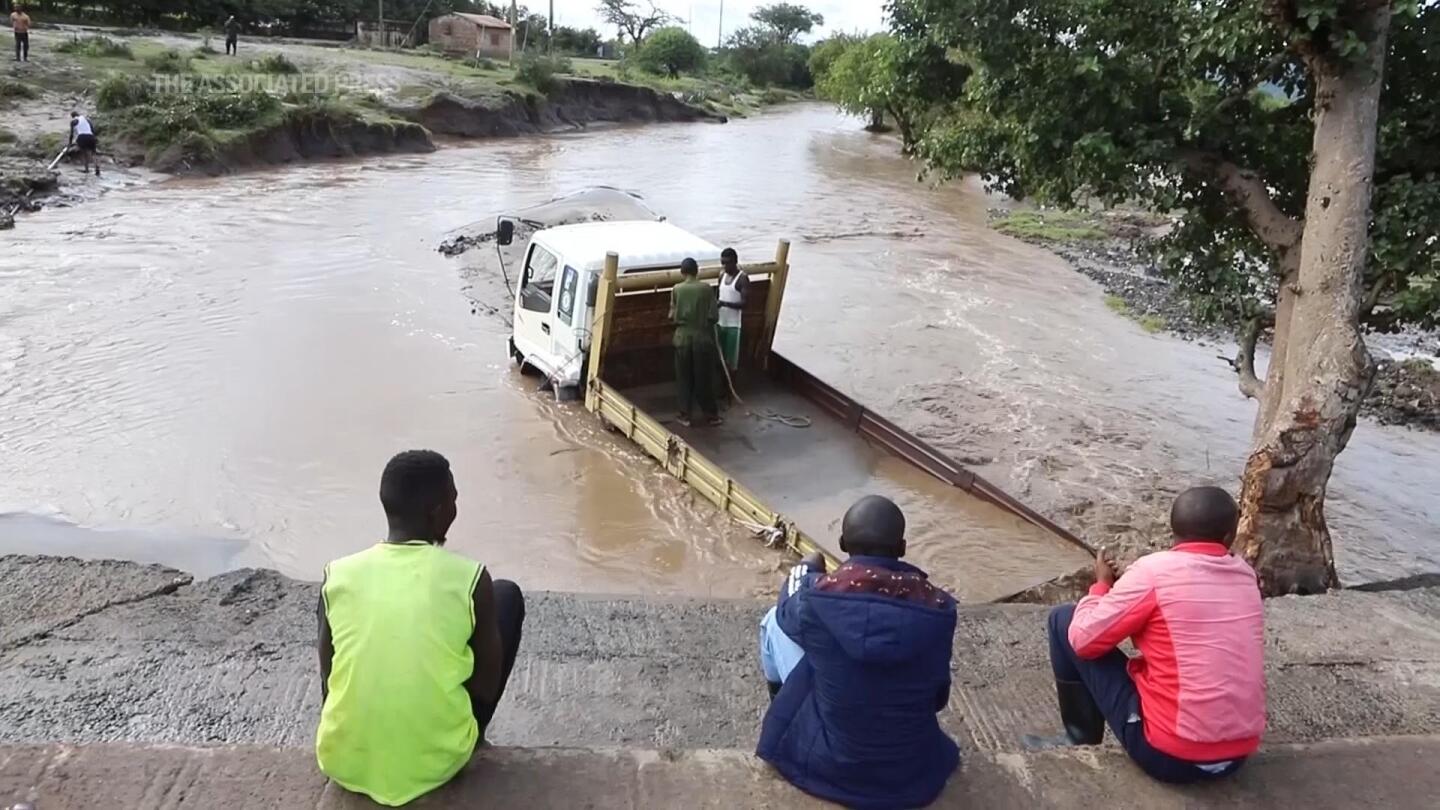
[{"left": 544, "top": 1, "right": 887, "bottom": 46}]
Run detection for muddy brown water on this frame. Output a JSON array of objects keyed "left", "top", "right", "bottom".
[{"left": 2, "top": 105, "right": 1437, "bottom": 599}]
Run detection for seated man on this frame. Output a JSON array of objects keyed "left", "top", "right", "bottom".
[
  {"left": 1030, "top": 486, "right": 1265, "bottom": 784},
  {"left": 757, "top": 495, "right": 960, "bottom": 810},
  {"left": 316, "top": 450, "right": 525, "bottom": 807}
]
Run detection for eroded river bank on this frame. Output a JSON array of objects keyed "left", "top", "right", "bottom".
[{"left": 2, "top": 105, "right": 1437, "bottom": 597}]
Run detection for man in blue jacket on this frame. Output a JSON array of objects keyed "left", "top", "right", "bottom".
[{"left": 757, "top": 495, "right": 960, "bottom": 809}]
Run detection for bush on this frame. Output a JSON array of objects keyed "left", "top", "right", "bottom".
[
  {"left": 144, "top": 49, "right": 192, "bottom": 74},
  {"left": 56, "top": 36, "right": 134, "bottom": 59},
  {"left": 253, "top": 53, "right": 300, "bottom": 75},
  {"left": 475, "top": 57, "right": 499, "bottom": 71},
  {"left": 195, "top": 90, "right": 282, "bottom": 129},
  {"left": 96, "top": 74, "right": 154, "bottom": 111},
  {"left": 516, "top": 53, "right": 572, "bottom": 95},
  {"left": 0, "top": 128, "right": 17, "bottom": 145},
  {"left": 634, "top": 27, "right": 706, "bottom": 78},
  {"left": 0, "top": 78, "right": 39, "bottom": 103},
  {"left": 194, "top": 39, "right": 219, "bottom": 59}
]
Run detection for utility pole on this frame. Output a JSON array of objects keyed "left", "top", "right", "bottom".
[
  {"left": 717, "top": 0, "right": 724, "bottom": 49},
  {"left": 377, "top": 0, "right": 384, "bottom": 47},
  {"left": 549, "top": 0, "right": 555, "bottom": 54}
]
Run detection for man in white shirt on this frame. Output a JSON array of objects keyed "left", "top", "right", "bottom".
[{"left": 68, "top": 112, "right": 99, "bottom": 177}]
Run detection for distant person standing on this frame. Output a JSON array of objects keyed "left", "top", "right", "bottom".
[
  {"left": 68, "top": 111, "right": 99, "bottom": 176},
  {"left": 669, "top": 257, "right": 722, "bottom": 428},
  {"left": 716, "top": 248, "right": 749, "bottom": 374},
  {"left": 10, "top": 5, "right": 31, "bottom": 62},
  {"left": 224, "top": 15, "right": 240, "bottom": 56}
]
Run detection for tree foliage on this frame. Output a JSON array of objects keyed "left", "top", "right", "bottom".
[
  {"left": 898, "top": 0, "right": 1438, "bottom": 337},
  {"left": 895, "top": 0, "right": 1435, "bottom": 594},
  {"left": 595, "top": 0, "right": 672, "bottom": 44},
  {"left": 634, "top": 26, "right": 706, "bottom": 78},
  {"left": 750, "top": 2, "right": 824, "bottom": 44},
  {"left": 552, "top": 25, "right": 603, "bottom": 57},
  {"left": 814, "top": 32, "right": 967, "bottom": 151},
  {"left": 719, "top": 3, "right": 826, "bottom": 88},
  {"left": 723, "top": 25, "right": 813, "bottom": 88}
]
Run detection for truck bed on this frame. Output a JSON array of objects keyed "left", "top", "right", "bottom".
[{"left": 622, "top": 377, "right": 1090, "bottom": 601}]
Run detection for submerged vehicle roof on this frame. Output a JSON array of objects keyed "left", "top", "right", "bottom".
[{"left": 534, "top": 220, "right": 723, "bottom": 273}]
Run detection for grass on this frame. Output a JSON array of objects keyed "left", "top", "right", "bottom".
[
  {"left": 253, "top": 53, "right": 300, "bottom": 75},
  {"left": 993, "top": 210, "right": 1107, "bottom": 242},
  {"left": 0, "top": 128, "right": 16, "bottom": 145},
  {"left": 0, "top": 78, "right": 39, "bottom": 104},
  {"left": 143, "top": 48, "right": 192, "bottom": 74},
  {"left": 1103, "top": 294, "right": 1166, "bottom": 334},
  {"left": 55, "top": 35, "right": 134, "bottom": 59}
]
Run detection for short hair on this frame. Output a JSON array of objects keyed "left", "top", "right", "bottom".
[
  {"left": 841, "top": 495, "right": 906, "bottom": 557},
  {"left": 680, "top": 257, "right": 699, "bottom": 276},
  {"left": 1170, "top": 486, "right": 1240, "bottom": 543},
  {"left": 380, "top": 450, "right": 453, "bottom": 522},
  {"left": 721, "top": 248, "right": 738, "bottom": 262}
]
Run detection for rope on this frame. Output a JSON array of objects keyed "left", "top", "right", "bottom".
[
  {"left": 713, "top": 326, "right": 812, "bottom": 429},
  {"left": 735, "top": 517, "right": 787, "bottom": 548}
]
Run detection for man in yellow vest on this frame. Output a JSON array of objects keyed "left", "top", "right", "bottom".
[{"left": 316, "top": 450, "right": 525, "bottom": 806}]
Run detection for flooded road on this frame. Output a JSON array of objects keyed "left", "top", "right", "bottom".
[{"left": 3, "top": 104, "right": 1437, "bottom": 596}]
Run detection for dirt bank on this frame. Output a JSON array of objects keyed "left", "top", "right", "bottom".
[
  {"left": 0, "top": 29, "right": 718, "bottom": 212},
  {"left": 4, "top": 555, "right": 1440, "bottom": 756},
  {"left": 407, "top": 78, "right": 721, "bottom": 139}
]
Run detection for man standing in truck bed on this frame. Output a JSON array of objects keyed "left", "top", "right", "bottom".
[{"left": 669, "top": 257, "right": 721, "bottom": 427}]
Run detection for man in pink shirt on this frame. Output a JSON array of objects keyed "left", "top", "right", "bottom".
[{"left": 1027, "top": 487, "right": 1266, "bottom": 783}]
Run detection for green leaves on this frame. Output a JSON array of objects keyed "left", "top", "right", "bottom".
[{"left": 898, "top": 0, "right": 1436, "bottom": 334}]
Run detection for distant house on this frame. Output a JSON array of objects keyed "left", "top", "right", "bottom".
[{"left": 429, "top": 13, "right": 513, "bottom": 59}]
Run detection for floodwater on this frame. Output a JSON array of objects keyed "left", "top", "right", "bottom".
[{"left": 2, "top": 105, "right": 1437, "bottom": 598}]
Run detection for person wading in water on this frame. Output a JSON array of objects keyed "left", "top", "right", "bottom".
[{"left": 316, "top": 450, "right": 526, "bottom": 806}]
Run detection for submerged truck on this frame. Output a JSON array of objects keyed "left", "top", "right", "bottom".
[{"left": 495, "top": 211, "right": 1093, "bottom": 595}]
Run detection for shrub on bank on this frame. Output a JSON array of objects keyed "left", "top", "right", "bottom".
[
  {"left": 516, "top": 53, "right": 572, "bottom": 95},
  {"left": 253, "top": 53, "right": 301, "bottom": 75},
  {"left": 97, "top": 74, "right": 154, "bottom": 110},
  {"left": 144, "top": 49, "right": 192, "bottom": 74},
  {"left": 0, "top": 78, "right": 39, "bottom": 104},
  {"left": 56, "top": 36, "right": 134, "bottom": 59}
]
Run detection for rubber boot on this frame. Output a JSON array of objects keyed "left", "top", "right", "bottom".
[{"left": 1022, "top": 679, "right": 1106, "bottom": 750}]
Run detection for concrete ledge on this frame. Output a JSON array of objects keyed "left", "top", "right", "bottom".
[
  {"left": 4, "top": 557, "right": 1440, "bottom": 754},
  {"left": 4, "top": 738, "right": 1440, "bottom": 809}
]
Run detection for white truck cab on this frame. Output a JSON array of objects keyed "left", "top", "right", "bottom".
[{"left": 498, "top": 219, "right": 722, "bottom": 395}]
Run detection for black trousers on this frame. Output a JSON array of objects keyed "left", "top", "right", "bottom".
[
  {"left": 472, "top": 579, "right": 525, "bottom": 731},
  {"left": 15, "top": 32, "right": 28, "bottom": 61},
  {"left": 225, "top": 35, "right": 237, "bottom": 55}
]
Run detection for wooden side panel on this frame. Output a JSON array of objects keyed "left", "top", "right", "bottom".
[{"left": 601, "top": 279, "right": 771, "bottom": 390}]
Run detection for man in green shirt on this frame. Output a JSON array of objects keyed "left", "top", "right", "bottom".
[
  {"left": 669, "top": 258, "right": 722, "bottom": 427},
  {"left": 316, "top": 450, "right": 525, "bottom": 806}
]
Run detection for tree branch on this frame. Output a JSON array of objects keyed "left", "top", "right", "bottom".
[
  {"left": 1219, "top": 315, "right": 1271, "bottom": 400},
  {"left": 1177, "top": 149, "right": 1304, "bottom": 259}
]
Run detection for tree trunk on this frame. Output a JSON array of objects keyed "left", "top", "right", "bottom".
[{"left": 1235, "top": 6, "right": 1390, "bottom": 595}]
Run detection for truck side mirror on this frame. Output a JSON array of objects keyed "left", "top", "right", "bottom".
[{"left": 497, "top": 219, "right": 515, "bottom": 247}]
